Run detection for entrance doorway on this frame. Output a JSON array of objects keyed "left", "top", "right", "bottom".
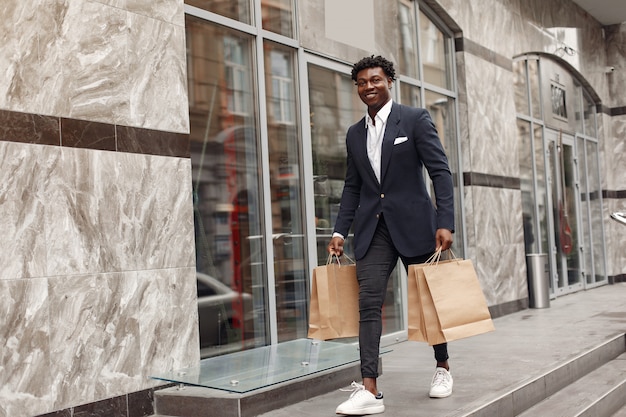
[{"left": 545, "top": 129, "right": 583, "bottom": 295}]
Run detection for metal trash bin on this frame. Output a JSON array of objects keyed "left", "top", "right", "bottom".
[{"left": 526, "top": 253, "right": 550, "bottom": 308}]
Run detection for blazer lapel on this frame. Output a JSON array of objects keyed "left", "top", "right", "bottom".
[{"left": 380, "top": 103, "right": 401, "bottom": 183}]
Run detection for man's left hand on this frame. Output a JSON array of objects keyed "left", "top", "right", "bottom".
[{"left": 435, "top": 228, "right": 453, "bottom": 251}]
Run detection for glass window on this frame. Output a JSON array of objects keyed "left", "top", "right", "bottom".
[
  {"left": 513, "top": 60, "right": 529, "bottom": 115},
  {"left": 268, "top": 49, "right": 295, "bottom": 124},
  {"left": 400, "top": 83, "right": 421, "bottom": 108},
  {"left": 397, "top": 0, "right": 419, "bottom": 79},
  {"left": 419, "top": 10, "right": 452, "bottom": 89},
  {"left": 586, "top": 140, "right": 605, "bottom": 283},
  {"left": 224, "top": 36, "right": 251, "bottom": 115},
  {"left": 186, "top": 15, "right": 268, "bottom": 357},
  {"left": 263, "top": 42, "right": 308, "bottom": 341},
  {"left": 533, "top": 124, "right": 548, "bottom": 254},
  {"left": 262, "top": 0, "right": 294, "bottom": 37},
  {"left": 572, "top": 82, "right": 584, "bottom": 133},
  {"left": 308, "top": 63, "right": 403, "bottom": 335},
  {"left": 528, "top": 59, "right": 541, "bottom": 118},
  {"left": 187, "top": 0, "right": 252, "bottom": 24},
  {"left": 577, "top": 137, "right": 593, "bottom": 284},
  {"left": 517, "top": 119, "right": 538, "bottom": 253},
  {"left": 582, "top": 92, "right": 597, "bottom": 137},
  {"left": 424, "top": 90, "right": 462, "bottom": 256}
]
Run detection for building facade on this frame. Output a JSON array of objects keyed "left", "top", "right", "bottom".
[{"left": 0, "top": 0, "right": 624, "bottom": 416}]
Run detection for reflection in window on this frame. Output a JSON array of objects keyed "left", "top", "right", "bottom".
[
  {"left": 400, "top": 83, "right": 421, "bottom": 108},
  {"left": 186, "top": 16, "right": 268, "bottom": 357},
  {"left": 397, "top": 1, "right": 418, "bottom": 79},
  {"left": 269, "top": 50, "right": 295, "bottom": 124},
  {"left": 517, "top": 120, "right": 538, "bottom": 254},
  {"left": 224, "top": 37, "right": 251, "bottom": 115},
  {"left": 419, "top": 10, "right": 451, "bottom": 89},
  {"left": 582, "top": 92, "right": 596, "bottom": 137},
  {"left": 528, "top": 59, "right": 541, "bottom": 118},
  {"left": 424, "top": 90, "right": 462, "bottom": 256},
  {"left": 585, "top": 141, "right": 604, "bottom": 282},
  {"left": 262, "top": 0, "right": 294, "bottom": 37},
  {"left": 263, "top": 42, "right": 308, "bottom": 342},
  {"left": 186, "top": 0, "right": 251, "bottom": 24},
  {"left": 513, "top": 60, "right": 529, "bottom": 115}
]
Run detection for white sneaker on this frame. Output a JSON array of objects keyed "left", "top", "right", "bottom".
[
  {"left": 429, "top": 367, "right": 453, "bottom": 398},
  {"left": 335, "top": 381, "right": 385, "bottom": 415}
]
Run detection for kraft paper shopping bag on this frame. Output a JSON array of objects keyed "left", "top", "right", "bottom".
[
  {"left": 408, "top": 255, "right": 456, "bottom": 345},
  {"left": 307, "top": 255, "right": 359, "bottom": 340},
  {"left": 421, "top": 251, "right": 495, "bottom": 344}
]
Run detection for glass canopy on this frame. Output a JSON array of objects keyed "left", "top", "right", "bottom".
[{"left": 151, "top": 338, "right": 391, "bottom": 393}]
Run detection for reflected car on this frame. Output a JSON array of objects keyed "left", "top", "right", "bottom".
[{"left": 196, "top": 272, "right": 254, "bottom": 356}]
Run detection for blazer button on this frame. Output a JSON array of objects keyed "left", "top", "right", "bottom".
[
  {"left": 376, "top": 213, "right": 380, "bottom": 218},
  {"left": 380, "top": 193, "right": 385, "bottom": 198}
]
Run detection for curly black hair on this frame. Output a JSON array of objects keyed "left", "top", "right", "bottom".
[{"left": 351, "top": 55, "right": 397, "bottom": 82}]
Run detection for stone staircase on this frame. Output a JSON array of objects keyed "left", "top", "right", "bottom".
[
  {"left": 452, "top": 333, "right": 626, "bottom": 417},
  {"left": 149, "top": 333, "right": 626, "bottom": 417}
]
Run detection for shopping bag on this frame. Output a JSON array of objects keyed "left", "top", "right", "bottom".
[
  {"left": 307, "top": 255, "right": 360, "bottom": 340},
  {"left": 424, "top": 250, "right": 494, "bottom": 344},
  {"left": 408, "top": 250, "right": 494, "bottom": 345},
  {"left": 407, "top": 254, "right": 456, "bottom": 344}
]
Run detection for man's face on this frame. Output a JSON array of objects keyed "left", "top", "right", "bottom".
[{"left": 355, "top": 67, "right": 392, "bottom": 113}]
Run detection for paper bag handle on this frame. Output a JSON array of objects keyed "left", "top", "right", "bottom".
[{"left": 326, "top": 253, "right": 356, "bottom": 267}]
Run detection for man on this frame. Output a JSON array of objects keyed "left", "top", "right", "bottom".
[{"left": 328, "top": 55, "right": 455, "bottom": 415}]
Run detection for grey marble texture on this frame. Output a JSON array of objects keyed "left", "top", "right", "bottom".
[
  {"left": 463, "top": 54, "right": 520, "bottom": 179},
  {"left": 0, "top": 141, "right": 197, "bottom": 416},
  {"left": 0, "top": 268, "right": 199, "bottom": 417},
  {"left": 0, "top": 0, "right": 188, "bottom": 133}
]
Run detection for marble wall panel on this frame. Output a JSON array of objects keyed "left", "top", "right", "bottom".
[
  {"left": 0, "top": 278, "right": 52, "bottom": 417},
  {"left": 463, "top": 54, "right": 519, "bottom": 178},
  {"left": 44, "top": 147, "right": 194, "bottom": 276},
  {"left": 608, "top": 115, "right": 626, "bottom": 191},
  {"left": 473, "top": 186, "right": 524, "bottom": 246},
  {"left": 607, "top": 24, "right": 626, "bottom": 108},
  {"left": 137, "top": 267, "right": 200, "bottom": 380},
  {"left": 460, "top": 185, "right": 527, "bottom": 306},
  {"left": 0, "top": 0, "right": 188, "bottom": 133},
  {"left": 470, "top": 186, "right": 527, "bottom": 304},
  {"left": 0, "top": 142, "right": 54, "bottom": 280},
  {"left": 476, "top": 242, "right": 528, "bottom": 306},
  {"left": 462, "top": 184, "right": 477, "bottom": 262},
  {"left": 126, "top": 12, "right": 189, "bottom": 132},
  {"left": 0, "top": 1, "right": 42, "bottom": 114},
  {"left": 0, "top": 268, "right": 197, "bottom": 417},
  {"left": 90, "top": 0, "right": 185, "bottom": 27}
]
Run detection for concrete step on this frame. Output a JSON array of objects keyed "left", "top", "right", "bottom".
[
  {"left": 517, "top": 353, "right": 626, "bottom": 417},
  {"left": 151, "top": 334, "right": 625, "bottom": 417},
  {"left": 453, "top": 333, "right": 626, "bottom": 417},
  {"left": 613, "top": 403, "right": 626, "bottom": 417}
]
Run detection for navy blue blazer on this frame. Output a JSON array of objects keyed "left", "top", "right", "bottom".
[{"left": 333, "top": 102, "right": 455, "bottom": 260}]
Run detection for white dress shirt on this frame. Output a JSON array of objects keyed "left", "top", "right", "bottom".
[{"left": 365, "top": 99, "right": 393, "bottom": 183}]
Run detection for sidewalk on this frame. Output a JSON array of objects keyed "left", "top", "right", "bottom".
[{"left": 258, "top": 282, "right": 626, "bottom": 417}]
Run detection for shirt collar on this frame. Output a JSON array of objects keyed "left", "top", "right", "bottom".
[{"left": 365, "top": 99, "right": 393, "bottom": 128}]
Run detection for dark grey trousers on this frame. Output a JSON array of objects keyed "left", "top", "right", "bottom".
[{"left": 356, "top": 215, "right": 449, "bottom": 378}]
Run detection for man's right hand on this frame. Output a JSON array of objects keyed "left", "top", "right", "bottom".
[{"left": 328, "top": 236, "right": 345, "bottom": 257}]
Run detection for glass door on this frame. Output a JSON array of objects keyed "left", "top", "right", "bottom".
[
  {"left": 304, "top": 57, "right": 405, "bottom": 341},
  {"left": 545, "top": 129, "right": 583, "bottom": 295}
]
